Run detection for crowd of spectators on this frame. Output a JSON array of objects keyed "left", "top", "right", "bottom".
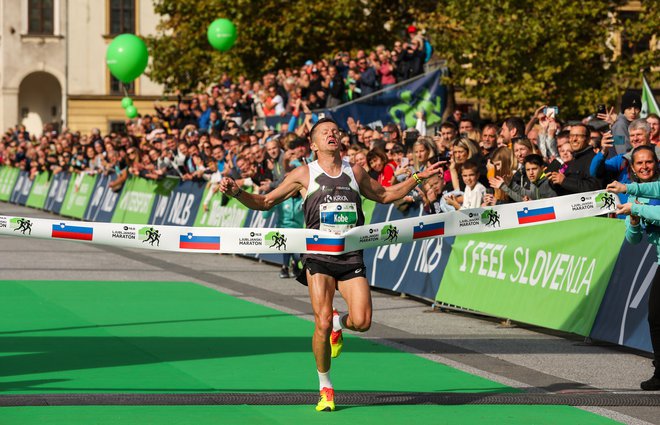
[{"left": 1, "top": 25, "right": 659, "bottom": 223}]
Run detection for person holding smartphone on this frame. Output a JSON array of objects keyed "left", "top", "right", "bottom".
[{"left": 590, "top": 119, "right": 653, "bottom": 207}]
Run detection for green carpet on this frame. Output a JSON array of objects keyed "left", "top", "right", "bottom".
[{"left": 0, "top": 280, "right": 621, "bottom": 424}]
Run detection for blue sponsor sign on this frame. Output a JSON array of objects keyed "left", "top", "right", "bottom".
[
  {"left": 10, "top": 171, "right": 33, "bottom": 205},
  {"left": 43, "top": 172, "right": 71, "bottom": 214},
  {"left": 590, "top": 239, "right": 653, "bottom": 353},
  {"left": 148, "top": 180, "right": 206, "bottom": 226},
  {"left": 83, "top": 174, "right": 121, "bottom": 222},
  {"left": 327, "top": 68, "right": 447, "bottom": 131},
  {"left": 364, "top": 202, "right": 454, "bottom": 300}
]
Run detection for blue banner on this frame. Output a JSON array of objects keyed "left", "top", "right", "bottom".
[
  {"left": 327, "top": 68, "right": 447, "bottom": 131},
  {"left": 590, "top": 239, "right": 654, "bottom": 352},
  {"left": 10, "top": 171, "right": 33, "bottom": 205},
  {"left": 363, "top": 202, "right": 454, "bottom": 300},
  {"left": 148, "top": 180, "right": 206, "bottom": 226},
  {"left": 44, "top": 172, "right": 71, "bottom": 214},
  {"left": 84, "top": 174, "right": 121, "bottom": 222}
]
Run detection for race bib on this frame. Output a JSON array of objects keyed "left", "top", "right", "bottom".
[{"left": 320, "top": 202, "right": 358, "bottom": 235}]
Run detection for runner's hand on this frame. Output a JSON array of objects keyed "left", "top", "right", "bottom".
[
  {"left": 418, "top": 160, "right": 444, "bottom": 179},
  {"left": 606, "top": 181, "right": 627, "bottom": 194},
  {"left": 219, "top": 177, "right": 239, "bottom": 196}
]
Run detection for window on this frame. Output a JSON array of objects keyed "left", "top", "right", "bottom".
[
  {"left": 110, "top": 75, "right": 135, "bottom": 95},
  {"left": 28, "top": 0, "right": 54, "bottom": 35},
  {"left": 110, "top": 0, "right": 135, "bottom": 35},
  {"left": 109, "top": 120, "right": 127, "bottom": 135}
]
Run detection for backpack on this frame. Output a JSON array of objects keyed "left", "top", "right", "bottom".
[{"left": 423, "top": 39, "right": 433, "bottom": 63}]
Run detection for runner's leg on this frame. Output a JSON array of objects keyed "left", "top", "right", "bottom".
[
  {"left": 337, "top": 276, "right": 372, "bottom": 332},
  {"left": 307, "top": 270, "right": 337, "bottom": 373}
]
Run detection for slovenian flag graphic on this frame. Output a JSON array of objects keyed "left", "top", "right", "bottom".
[
  {"left": 413, "top": 221, "right": 445, "bottom": 239},
  {"left": 179, "top": 233, "right": 221, "bottom": 250},
  {"left": 306, "top": 235, "right": 344, "bottom": 253},
  {"left": 51, "top": 223, "right": 94, "bottom": 241},
  {"left": 517, "top": 206, "right": 556, "bottom": 225}
]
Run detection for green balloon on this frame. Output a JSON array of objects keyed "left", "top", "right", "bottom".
[
  {"left": 121, "top": 97, "right": 133, "bottom": 109},
  {"left": 125, "top": 105, "right": 138, "bottom": 119},
  {"left": 106, "top": 34, "right": 149, "bottom": 83},
  {"left": 207, "top": 19, "right": 237, "bottom": 52}
]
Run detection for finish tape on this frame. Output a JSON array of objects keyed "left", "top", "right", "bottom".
[{"left": 0, "top": 191, "right": 618, "bottom": 255}]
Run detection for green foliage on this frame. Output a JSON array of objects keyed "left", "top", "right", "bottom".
[
  {"left": 423, "top": 0, "right": 659, "bottom": 119},
  {"left": 146, "top": 0, "right": 427, "bottom": 93}
]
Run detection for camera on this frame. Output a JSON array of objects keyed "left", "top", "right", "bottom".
[{"left": 597, "top": 104, "right": 606, "bottom": 115}]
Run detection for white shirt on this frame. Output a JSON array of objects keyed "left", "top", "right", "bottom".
[{"left": 462, "top": 182, "right": 486, "bottom": 209}]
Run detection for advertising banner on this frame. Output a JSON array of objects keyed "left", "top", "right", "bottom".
[
  {"left": 149, "top": 180, "right": 206, "bottom": 226},
  {"left": 590, "top": 238, "right": 655, "bottom": 352},
  {"left": 437, "top": 218, "right": 624, "bottom": 336},
  {"left": 84, "top": 174, "right": 121, "bottom": 222},
  {"left": 193, "top": 186, "right": 251, "bottom": 228},
  {"left": 0, "top": 167, "right": 20, "bottom": 202},
  {"left": 10, "top": 171, "right": 34, "bottom": 205},
  {"left": 111, "top": 176, "right": 158, "bottom": 224},
  {"left": 25, "top": 172, "right": 52, "bottom": 209},
  {"left": 327, "top": 69, "right": 447, "bottom": 131},
  {"left": 60, "top": 173, "right": 97, "bottom": 219},
  {"left": 240, "top": 207, "right": 286, "bottom": 264},
  {"left": 44, "top": 172, "right": 72, "bottom": 214},
  {"left": 364, "top": 202, "right": 454, "bottom": 300}
]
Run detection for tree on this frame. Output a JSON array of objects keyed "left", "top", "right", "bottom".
[
  {"left": 421, "top": 0, "right": 659, "bottom": 119},
  {"left": 146, "top": 0, "right": 430, "bottom": 93}
]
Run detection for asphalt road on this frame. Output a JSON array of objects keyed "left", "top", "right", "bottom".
[{"left": 1, "top": 201, "right": 658, "bottom": 425}]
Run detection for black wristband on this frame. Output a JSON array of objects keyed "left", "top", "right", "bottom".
[{"left": 233, "top": 187, "right": 243, "bottom": 197}]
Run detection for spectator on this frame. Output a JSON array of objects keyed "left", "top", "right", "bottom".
[
  {"left": 491, "top": 154, "right": 557, "bottom": 201},
  {"left": 590, "top": 119, "right": 652, "bottom": 206},
  {"left": 366, "top": 148, "right": 396, "bottom": 187},
  {"left": 444, "top": 160, "right": 485, "bottom": 210},
  {"left": 647, "top": 113, "right": 660, "bottom": 145},
  {"left": 612, "top": 91, "right": 641, "bottom": 154},
  {"left": 500, "top": 117, "right": 526, "bottom": 147},
  {"left": 606, "top": 146, "right": 660, "bottom": 391},
  {"left": 356, "top": 57, "right": 379, "bottom": 96},
  {"left": 548, "top": 123, "right": 602, "bottom": 195}
]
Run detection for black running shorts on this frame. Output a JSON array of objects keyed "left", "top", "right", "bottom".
[{"left": 295, "top": 258, "right": 367, "bottom": 286}]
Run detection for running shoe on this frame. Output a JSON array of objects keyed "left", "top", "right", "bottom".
[
  {"left": 315, "top": 387, "right": 335, "bottom": 412},
  {"left": 330, "top": 309, "right": 343, "bottom": 358}
]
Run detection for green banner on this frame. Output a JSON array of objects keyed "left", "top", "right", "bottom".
[
  {"left": 0, "top": 167, "right": 20, "bottom": 202},
  {"left": 111, "top": 176, "right": 158, "bottom": 224},
  {"left": 25, "top": 172, "right": 53, "bottom": 209},
  {"left": 59, "top": 173, "right": 97, "bottom": 218},
  {"left": 437, "top": 218, "right": 625, "bottom": 336},
  {"left": 193, "top": 184, "right": 251, "bottom": 228}
]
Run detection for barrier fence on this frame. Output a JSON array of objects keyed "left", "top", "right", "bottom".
[{"left": 0, "top": 166, "right": 652, "bottom": 353}]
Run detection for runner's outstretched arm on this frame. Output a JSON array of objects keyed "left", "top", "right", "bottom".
[
  {"left": 219, "top": 165, "right": 307, "bottom": 211},
  {"left": 353, "top": 161, "right": 443, "bottom": 204}
]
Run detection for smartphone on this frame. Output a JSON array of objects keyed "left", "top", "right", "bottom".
[
  {"left": 486, "top": 188, "right": 495, "bottom": 195},
  {"left": 597, "top": 104, "right": 606, "bottom": 115},
  {"left": 400, "top": 157, "right": 409, "bottom": 167},
  {"left": 544, "top": 106, "right": 559, "bottom": 118},
  {"left": 613, "top": 135, "right": 626, "bottom": 146}
]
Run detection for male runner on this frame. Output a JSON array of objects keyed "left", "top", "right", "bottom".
[{"left": 219, "top": 118, "right": 442, "bottom": 411}]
